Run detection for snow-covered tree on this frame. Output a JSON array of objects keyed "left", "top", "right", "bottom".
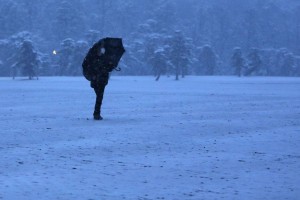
[
  {"left": 57, "top": 38, "right": 75, "bottom": 76},
  {"left": 245, "top": 48, "right": 262, "bottom": 76},
  {"left": 273, "top": 48, "right": 289, "bottom": 76},
  {"left": 85, "top": 30, "right": 101, "bottom": 47},
  {"left": 126, "top": 38, "right": 147, "bottom": 75},
  {"left": 199, "top": 45, "right": 217, "bottom": 75},
  {"left": 149, "top": 48, "right": 168, "bottom": 81},
  {"left": 144, "top": 36, "right": 159, "bottom": 68},
  {"left": 13, "top": 40, "right": 39, "bottom": 79},
  {"left": 168, "top": 31, "right": 190, "bottom": 80},
  {"left": 37, "top": 53, "right": 53, "bottom": 76},
  {"left": 0, "top": 39, "right": 10, "bottom": 76},
  {"left": 0, "top": 0, "right": 300, "bottom": 77},
  {"left": 2, "top": 32, "right": 40, "bottom": 79},
  {"left": 259, "top": 48, "right": 276, "bottom": 76},
  {"left": 127, "top": 20, "right": 170, "bottom": 75},
  {"left": 231, "top": 47, "right": 245, "bottom": 77},
  {"left": 72, "top": 40, "right": 88, "bottom": 76},
  {"left": 281, "top": 52, "right": 295, "bottom": 76}
]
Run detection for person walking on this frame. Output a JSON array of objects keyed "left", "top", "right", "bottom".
[{"left": 82, "top": 38, "right": 125, "bottom": 120}]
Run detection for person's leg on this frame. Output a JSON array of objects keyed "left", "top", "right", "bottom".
[
  {"left": 93, "top": 84, "right": 106, "bottom": 120},
  {"left": 156, "top": 73, "right": 161, "bottom": 81}
]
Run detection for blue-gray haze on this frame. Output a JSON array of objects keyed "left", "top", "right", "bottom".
[{"left": 0, "top": 0, "right": 299, "bottom": 77}]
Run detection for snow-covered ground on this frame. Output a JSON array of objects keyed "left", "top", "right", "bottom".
[{"left": 0, "top": 76, "right": 299, "bottom": 200}]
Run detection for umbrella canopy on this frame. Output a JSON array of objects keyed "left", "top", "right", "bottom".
[
  {"left": 82, "top": 37, "right": 125, "bottom": 81},
  {"left": 102, "top": 38, "right": 125, "bottom": 68}
]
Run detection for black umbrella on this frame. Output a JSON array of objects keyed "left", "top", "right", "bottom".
[
  {"left": 82, "top": 37, "right": 125, "bottom": 80},
  {"left": 101, "top": 38, "right": 125, "bottom": 69}
]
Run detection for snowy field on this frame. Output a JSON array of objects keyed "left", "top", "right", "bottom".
[{"left": 0, "top": 76, "right": 299, "bottom": 200}]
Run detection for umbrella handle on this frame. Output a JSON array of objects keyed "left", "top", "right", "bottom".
[{"left": 114, "top": 67, "right": 121, "bottom": 71}]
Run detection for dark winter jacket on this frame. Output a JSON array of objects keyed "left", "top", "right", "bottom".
[{"left": 90, "top": 71, "right": 109, "bottom": 88}]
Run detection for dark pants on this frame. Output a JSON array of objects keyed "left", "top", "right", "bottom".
[{"left": 93, "top": 84, "right": 106, "bottom": 116}]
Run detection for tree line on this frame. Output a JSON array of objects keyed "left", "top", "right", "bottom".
[
  {"left": 1, "top": 29, "right": 299, "bottom": 80},
  {"left": 0, "top": 0, "right": 300, "bottom": 79}
]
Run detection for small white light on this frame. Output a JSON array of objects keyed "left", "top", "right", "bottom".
[
  {"left": 53, "top": 50, "right": 57, "bottom": 55},
  {"left": 100, "top": 48, "right": 105, "bottom": 54}
]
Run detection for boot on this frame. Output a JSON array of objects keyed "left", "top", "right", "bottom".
[{"left": 93, "top": 112, "right": 103, "bottom": 120}]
